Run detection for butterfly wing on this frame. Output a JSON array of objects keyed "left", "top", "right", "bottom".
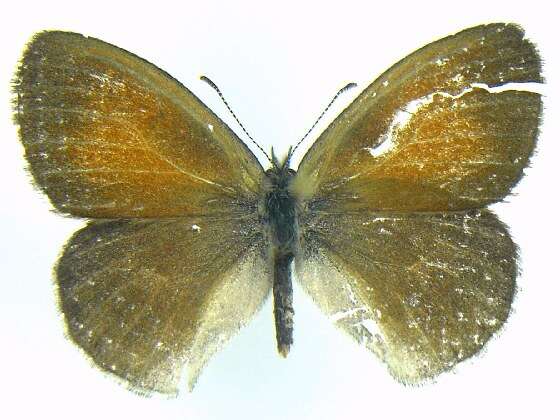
[
  {"left": 13, "top": 32, "right": 271, "bottom": 393},
  {"left": 57, "top": 217, "right": 270, "bottom": 395},
  {"left": 13, "top": 31, "right": 264, "bottom": 218},
  {"left": 296, "top": 210, "right": 516, "bottom": 383},
  {"left": 292, "top": 23, "right": 542, "bottom": 212},
  {"left": 293, "top": 23, "right": 542, "bottom": 381}
]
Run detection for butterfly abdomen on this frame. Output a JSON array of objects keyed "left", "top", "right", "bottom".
[{"left": 262, "top": 167, "right": 299, "bottom": 357}]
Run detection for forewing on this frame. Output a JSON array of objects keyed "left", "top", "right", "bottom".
[
  {"left": 13, "top": 31, "right": 264, "bottom": 218},
  {"left": 56, "top": 216, "right": 271, "bottom": 395},
  {"left": 292, "top": 23, "right": 542, "bottom": 212},
  {"left": 296, "top": 210, "right": 516, "bottom": 382}
]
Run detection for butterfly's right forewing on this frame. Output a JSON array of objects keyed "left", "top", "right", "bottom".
[{"left": 14, "top": 31, "right": 264, "bottom": 218}]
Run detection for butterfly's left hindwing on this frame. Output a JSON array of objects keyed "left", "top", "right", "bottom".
[
  {"left": 57, "top": 217, "right": 271, "bottom": 395},
  {"left": 296, "top": 210, "right": 516, "bottom": 383}
]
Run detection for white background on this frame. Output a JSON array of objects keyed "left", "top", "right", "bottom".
[{"left": 0, "top": 1, "right": 558, "bottom": 419}]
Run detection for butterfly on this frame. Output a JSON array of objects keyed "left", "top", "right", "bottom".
[{"left": 12, "top": 23, "right": 542, "bottom": 395}]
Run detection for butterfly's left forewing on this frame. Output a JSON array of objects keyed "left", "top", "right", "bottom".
[{"left": 292, "top": 23, "right": 542, "bottom": 212}]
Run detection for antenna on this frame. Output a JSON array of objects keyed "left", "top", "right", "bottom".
[
  {"left": 200, "top": 76, "right": 273, "bottom": 165},
  {"left": 289, "top": 82, "right": 357, "bottom": 159}
]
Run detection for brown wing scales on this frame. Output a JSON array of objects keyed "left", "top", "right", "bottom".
[
  {"left": 292, "top": 23, "right": 542, "bottom": 212},
  {"left": 14, "top": 31, "right": 264, "bottom": 218},
  {"left": 57, "top": 216, "right": 271, "bottom": 395},
  {"left": 296, "top": 210, "right": 516, "bottom": 382},
  {"left": 12, "top": 24, "right": 544, "bottom": 391},
  {"left": 293, "top": 24, "right": 541, "bottom": 380}
]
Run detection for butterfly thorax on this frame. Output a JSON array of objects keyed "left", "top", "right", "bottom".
[
  {"left": 262, "top": 167, "right": 299, "bottom": 253},
  {"left": 261, "top": 164, "right": 299, "bottom": 357}
]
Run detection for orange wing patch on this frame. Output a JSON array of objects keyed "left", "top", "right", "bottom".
[
  {"left": 293, "top": 23, "right": 542, "bottom": 212},
  {"left": 14, "top": 32, "right": 264, "bottom": 218}
]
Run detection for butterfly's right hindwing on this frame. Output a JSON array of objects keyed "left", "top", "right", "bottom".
[{"left": 57, "top": 216, "right": 271, "bottom": 395}]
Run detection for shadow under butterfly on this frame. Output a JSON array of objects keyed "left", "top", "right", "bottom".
[{"left": 12, "top": 23, "right": 543, "bottom": 395}]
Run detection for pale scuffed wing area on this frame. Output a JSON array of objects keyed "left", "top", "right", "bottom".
[
  {"left": 296, "top": 251, "right": 456, "bottom": 382},
  {"left": 187, "top": 247, "right": 272, "bottom": 390},
  {"left": 366, "top": 82, "right": 544, "bottom": 159},
  {"left": 295, "top": 248, "right": 460, "bottom": 383},
  {"left": 295, "top": 251, "right": 423, "bottom": 380}
]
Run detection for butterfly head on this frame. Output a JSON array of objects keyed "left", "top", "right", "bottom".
[{"left": 266, "top": 146, "right": 296, "bottom": 188}]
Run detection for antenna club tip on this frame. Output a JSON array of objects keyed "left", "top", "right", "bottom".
[
  {"left": 342, "top": 82, "right": 358, "bottom": 92},
  {"left": 200, "top": 75, "right": 219, "bottom": 90}
]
